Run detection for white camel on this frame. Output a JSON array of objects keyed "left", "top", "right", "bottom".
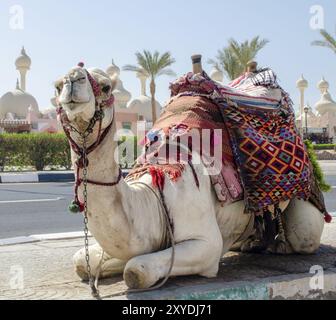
[{"left": 55, "top": 61, "right": 325, "bottom": 290}]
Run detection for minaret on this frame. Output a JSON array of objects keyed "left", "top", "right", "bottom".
[
  {"left": 318, "top": 77, "right": 329, "bottom": 94},
  {"left": 296, "top": 75, "right": 308, "bottom": 133},
  {"left": 15, "top": 47, "right": 31, "bottom": 91},
  {"left": 106, "top": 60, "right": 131, "bottom": 109}
]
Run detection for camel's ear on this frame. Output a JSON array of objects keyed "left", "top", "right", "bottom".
[{"left": 54, "top": 78, "right": 64, "bottom": 95}]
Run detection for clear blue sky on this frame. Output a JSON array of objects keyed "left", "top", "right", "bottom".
[{"left": 0, "top": 0, "right": 335, "bottom": 112}]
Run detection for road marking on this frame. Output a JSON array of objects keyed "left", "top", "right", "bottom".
[
  {"left": 0, "top": 197, "right": 65, "bottom": 204},
  {"left": 0, "top": 182, "right": 73, "bottom": 186}
]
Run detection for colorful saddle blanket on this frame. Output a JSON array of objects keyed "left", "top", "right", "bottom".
[{"left": 128, "top": 71, "right": 327, "bottom": 216}]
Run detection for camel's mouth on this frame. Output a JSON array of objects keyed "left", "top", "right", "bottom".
[{"left": 63, "top": 101, "right": 87, "bottom": 111}]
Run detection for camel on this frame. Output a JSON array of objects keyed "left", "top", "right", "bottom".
[{"left": 54, "top": 58, "right": 325, "bottom": 290}]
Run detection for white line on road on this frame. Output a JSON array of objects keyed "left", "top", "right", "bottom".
[{"left": 0, "top": 197, "right": 65, "bottom": 204}]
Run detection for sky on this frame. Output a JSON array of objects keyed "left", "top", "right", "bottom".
[{"left": 0, "top": 0, "right": 335, "bottom": 113}]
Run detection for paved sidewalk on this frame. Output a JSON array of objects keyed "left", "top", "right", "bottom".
[{"left": 0, "top": 222, "right": 335, "bottom": 300}]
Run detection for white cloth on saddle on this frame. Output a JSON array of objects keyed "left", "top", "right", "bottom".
[{"left": 229, "top": 72, "right": 282, "bottom": 102}]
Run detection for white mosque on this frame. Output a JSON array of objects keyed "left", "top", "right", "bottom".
[
  {"left": 296, "top": 75, "right": 336, "bottom": 143},
  {"left": 0, "top": 48, "right": 162, "bottom": 134},
  {"left": 0, "top": 47, "right": 59, "bottom": 133}
]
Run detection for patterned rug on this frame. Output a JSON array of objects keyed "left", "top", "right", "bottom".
[{"left": 127, "top": 71, "right": 328, "bottom": 218}]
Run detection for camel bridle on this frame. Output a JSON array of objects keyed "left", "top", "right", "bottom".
[{"left": 57, "top": 64, "right": 122, "bottom": 298}]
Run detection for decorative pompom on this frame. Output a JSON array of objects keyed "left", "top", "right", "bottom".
[
  {"left": 325, "top": 213, "right": 333, "bottom": 224},
  {"left": 68, "top": 200, "right": 85, "bottom": 214},
  {"left": 78, "top": 62, "right": 85, "bottom": 68},
  {"left": 69, "top": 201, "right": 80, "bottom": 214}
]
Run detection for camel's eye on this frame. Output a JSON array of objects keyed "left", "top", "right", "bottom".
[{"left": 102, "top": 85, "right": 111, "bottom": 94}]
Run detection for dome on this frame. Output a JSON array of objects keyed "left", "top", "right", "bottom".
[
  {"left": 106, "top": 60, "right": 120, "bottom": 78},
  {"left": 318, "top": 77, "right": 329, "bottom": 93},
  {"left": 210, "top": 67, "right": 224, "bottom": 82},
  {"left": 15, "top": 47, "right": 31, "bottom": 70},
  {"left": 296, "top": 75, "right": 308, "bottom": 89},
  {"left": 0, "top": 86, "right": 39, "bottom": 119},
  {"left": 128, "top": 95, "right": 162, "bottom": 122},
  {"left": 113, "top": 79, "right": 132, "bottom": 109},
  {"left": 315, "top": 91, "right": 336, "bottom": 116}
]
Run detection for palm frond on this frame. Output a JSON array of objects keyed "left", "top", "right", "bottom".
[
  {"left": 124, "top": 50, "right": 176, "bottom": 80},
  {"left": 157, "top": 68, "right": 176, "bottom": 77},
  {"left": 312, "top": 29, "right": 336, "bottom": 53},
  {"left": 210, "top": 36, "right": 268, "bottom": 80}
]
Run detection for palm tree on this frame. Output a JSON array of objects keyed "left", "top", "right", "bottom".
[
  {"left": 208, "top": 36, "right": 269, "bottom": 80},
  {"left": 312, "top": 29, "right": 336, "bottom": 54},
  {"left": 123, "top": 50, "right": 176, "bottom": 123}
]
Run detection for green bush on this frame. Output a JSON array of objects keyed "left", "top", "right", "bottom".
[
  {"left": 0, "top": 133, "right": 72, "bottom": 171},
  {"left": 313, "top": 144, "right": 336, "bottom": 151},
  {"left": 305, "top": 140, "right": 331, "bottom": 192}
]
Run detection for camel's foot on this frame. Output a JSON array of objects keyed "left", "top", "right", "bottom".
[
  {"left": 266, "top": 240, "right": 294, "bottom": 255},
  {"left": 240, "top": 237, "right": 267, "bottom": 253},
  {"left": 73, "top": 244, "right": 126, "bottom": 281}
]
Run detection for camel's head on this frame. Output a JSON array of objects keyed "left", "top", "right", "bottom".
[{"left": 54, "top": 65, "right": 116, "bottom": 132}]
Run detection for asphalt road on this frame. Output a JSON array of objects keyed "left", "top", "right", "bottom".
[
  {"left": 1, "top": 162, "right": 336, "bottom": 239},
  {"left": 0, "top": 182, "right": 83, "bottom": 238}
]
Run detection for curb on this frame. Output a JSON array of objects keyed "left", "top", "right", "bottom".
[
  {"left": 0, "top": 172, "right": 74, "bottom": 183},
  {"left": 0, "top": 170, "right": 130, "bottom": 184},
  {"left": 0, "top": 231, "right": 90, "bottom": 246},
  {"left": 120, "top": 269, "right": 336, "bottom": 300}
]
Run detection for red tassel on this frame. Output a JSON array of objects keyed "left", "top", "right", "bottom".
[
  {"left": 149, "top": 167, "right": 165, "bottom": 190},
  {"left": 325, "top": 213, "right": 333, "bottom": 224}
]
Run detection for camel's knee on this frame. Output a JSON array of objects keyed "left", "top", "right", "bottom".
[
  {"left": 73, "top": 248, "right": 91, "bottom": 280},
  {"left": 73, "top": 244, "right": 118, "bottom": 281},
  {"left": 124, "top": 256, "right": 160, "bottom": 289},
  {"left": 284, "top": 199, "right": 324, "bottom": 255}
]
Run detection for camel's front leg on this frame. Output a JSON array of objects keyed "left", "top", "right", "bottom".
[
  {"left": 73, "top": 244, "right": 126, "bottom": 281},
  {"left": 123, "top": 238, "right": 223, "bottom": 290}
]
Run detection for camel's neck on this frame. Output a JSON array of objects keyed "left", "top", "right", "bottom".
[
  {"left": 70, "top": 122, "right": 166, "bottom": 259},
  {"left": 80, "top": 122, "right": 120, "bottom": 183}
]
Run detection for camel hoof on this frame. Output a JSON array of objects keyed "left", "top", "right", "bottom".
[
  {"left": 124, "top": 268, "right": 146, "bottom": 289},
  {"left": 241, "top": 238, "right": 266, "bottom": 253},
  {"left": 267, "top": 241, "right": 293, "bottom": 255}
]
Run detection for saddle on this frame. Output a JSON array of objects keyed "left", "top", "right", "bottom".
[{"left": 127, "top": 70, "right": 328, "bottom": 221}]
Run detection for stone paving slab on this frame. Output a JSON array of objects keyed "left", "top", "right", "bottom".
[{"left": 0, "top": 223, "right": 335, "bottom": 300}]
